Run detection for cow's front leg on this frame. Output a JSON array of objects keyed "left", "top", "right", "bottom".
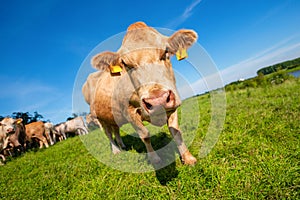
[
  {"left": 129, "top": 108, "right": 161, "bottom": 164},
  {"left": 168, "top": 110, "right": 197, "bottom": 165},
  {"left": 135, "top": 126, "right": 161, "bottom": 164},
  {"left": 0, "top": 154, "right": 5, "bottom": 165}
]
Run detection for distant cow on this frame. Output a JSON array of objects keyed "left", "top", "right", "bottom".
[
  {"left": 25, "top": 121, "right": 49, "bottom": 148},
  {"left": 54, "top": 116, "right": 88, "bottom": 139},
  {"left": 0, "top": 117, "right": 24, "bottom": 163},
  {"left": 82, "top": 22, "right": 197, "bottom": 165},
  {"left": 86, "top": 113, "right": 102, "bottom": 130},
  {"left": 44, "top": 122, "right": 55, "bottom": 145}
]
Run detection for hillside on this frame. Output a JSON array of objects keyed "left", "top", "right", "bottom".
[{"left": 0, "top": 78, "right": 299, "bottom": 199}]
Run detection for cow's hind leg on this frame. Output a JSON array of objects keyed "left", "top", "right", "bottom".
[
  {"left": 80, "top": 127, "right": 88, "bottom": 135},
  {"left": 102, "top": 124, "right": 121, "bottom": 154},
  {"left": 61, "top": 131, "right": 67, "bottom": 140},
  {"left": 113, "top": 126, "right": 126, "bottom": 149},
  {"left": 83, "top": 124, "right": 89, "bottom": 135},
  {"left": 36, "top": 136, "right": 49, "bottom": 148},
  {"left": 75, "top": 128, "right": 82, "bottom": 135}
]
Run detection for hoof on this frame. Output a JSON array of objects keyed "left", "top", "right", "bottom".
[
  {"left": 182, "top": 151, "right": 197, "bottom": 165},
  {"left": 149, "top": 152, "right": 161, "bottom": 164},
  {"left": 112, "top": 145, "right": 122, "bottom": 154}
]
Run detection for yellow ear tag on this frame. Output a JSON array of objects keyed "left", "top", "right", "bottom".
[
  {"left": 17, "top": 120, "right": 22, "bottom": 124},
  {"left": 110, "top": 65, "right": 122, "bottom": 74},
  {"left": 176, "top": 49, "right": 188, "bottom": 61}
]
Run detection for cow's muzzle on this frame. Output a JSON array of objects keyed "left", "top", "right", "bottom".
[
  {"left": 142, "top": 90, "right": 178, "bottom": 114},
  {"left": 6, "top": 128, "right": 15, "bottom": 135}
]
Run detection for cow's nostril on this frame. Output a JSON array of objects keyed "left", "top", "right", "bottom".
[
  {"left": 7, "top": 128, "right": 14, "bottom": 134},
  {"left": 166, "top": 93, "right": 170, "bottom": 103},
  {"left": 143, "top": 99, "right": 153, "bottom": 110}
]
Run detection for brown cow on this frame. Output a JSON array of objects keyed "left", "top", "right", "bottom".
[
  {"left": 82, "top": 22, "right": 197, "bottom": 165},
  {"left": 25, "top": 121, "right": 49, "bottom": 148}
]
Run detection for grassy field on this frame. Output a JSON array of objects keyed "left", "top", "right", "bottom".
[{"left": 0, "top": 78, "right": 299, "bottom": 199}]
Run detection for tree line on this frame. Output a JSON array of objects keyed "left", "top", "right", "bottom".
[
  {"left": 257, "top": 57, "right": 300, "bottom": 75},
  {"left": 0, "top": 112, "right": 46, "bottom": 125}
]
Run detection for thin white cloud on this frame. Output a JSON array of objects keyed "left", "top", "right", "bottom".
[
  {"left": 0, "top": 77, "right": 56, "bottom": 98},
  {"left": 166, "top": 0, "right": 202, "bottom": 29},
  {"left": 41, "top": 107, "right": 73, "bottom": 124},
  {"left": 183, "top": 0, "right": 202, "bottom": 18},
  {"left": 0, "top": 76, "right": 71, "bottom": 123},
  {"left": 252, "top": 1, "right": 289, "bottom": 28}
]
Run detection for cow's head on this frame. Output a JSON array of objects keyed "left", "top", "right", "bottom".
[
  {"left": 91, "top": 22, "right": 197, "bottom": 126},
  {"left": 0, "top": 118, "right": 23, "bottom": 136}
]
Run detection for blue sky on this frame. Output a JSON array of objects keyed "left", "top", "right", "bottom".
[{"left": 1, "top": 0, "right": 300, "bottom": 124}]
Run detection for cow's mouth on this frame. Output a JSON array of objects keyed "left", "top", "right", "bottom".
[{"left": 7, "top": 130, "right": 15, "bottom": 135}]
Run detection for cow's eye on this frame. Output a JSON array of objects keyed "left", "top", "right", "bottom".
[
  {"left": 121, "top": 59, "right": 127, "bottom": 67},
  {"left": 121, "top": 59, "right": 135, "bottom": 70},
  {"left": 160, "top": 48, "right": 170, "bottom": 61}
]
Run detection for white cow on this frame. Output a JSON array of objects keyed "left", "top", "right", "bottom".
[
  {"left": 86, "top": 113, "right": 102, "bottom": 130},
  {"left": 54, "top": 116, "right": 89, "bottom": 139},
  {"left": 44, "top": 122, "right": 55, "bottom": 145},
  {"left": 0, "top": 118, "right": 23, "bottom": 164}
]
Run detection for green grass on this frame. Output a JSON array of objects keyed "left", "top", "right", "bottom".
[{"left": 1, "top": 78, "right": 299, "bottom": 199}]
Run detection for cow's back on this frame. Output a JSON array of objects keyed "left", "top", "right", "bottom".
[
  {"left": 25, "top": 121, "right": 45, "bottom": 137},
  {"left": 65, "top": 117, "right": 84, "bottom": 131}
]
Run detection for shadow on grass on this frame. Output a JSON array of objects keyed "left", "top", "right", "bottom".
[{"left": 121, "top": 132, "right": 179, "bottom": 185}]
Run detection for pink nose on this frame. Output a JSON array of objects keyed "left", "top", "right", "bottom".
[
  {"left": 7, "top": 128, "right": 14, "bottom": 133},
  {"left": 142, "top": 90, "right": 177, "bottom": 112}
]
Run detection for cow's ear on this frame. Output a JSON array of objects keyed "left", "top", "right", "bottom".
[
  {"left": 167, "top": 30, "right": 198, "bottom": 55},
  {"left": 91, "top": 51, "right": 119, "bottom": 71},
  {"left": 15, "top": 118, "right": 23, "bottom": 124}
]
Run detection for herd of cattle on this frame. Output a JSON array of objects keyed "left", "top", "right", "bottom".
[{"left": 0, "top": 115, "right": 99, "bottom": 165}]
